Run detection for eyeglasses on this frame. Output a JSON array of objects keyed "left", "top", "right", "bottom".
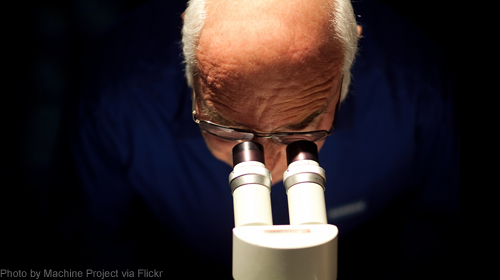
[{"left": 192, "top": 78, "right": 342, "bottom": 145}]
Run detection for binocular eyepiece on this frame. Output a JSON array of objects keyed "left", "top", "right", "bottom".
[
  {"left": 231, "top": 140, "right": 319, "bottom": 167},
  {"left": 232, "top": 141, "right": 266, "bottom": 167},
  {"left": 229, "top": 140, "right": 327, "bottom": 227}
]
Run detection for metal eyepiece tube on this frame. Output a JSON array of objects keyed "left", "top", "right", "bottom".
[
  {"left": 229, "top": 142, "right": 273, "bottom": 227},
  {"left": 283, "top": 141, "right": 328, "bottom": 225}
]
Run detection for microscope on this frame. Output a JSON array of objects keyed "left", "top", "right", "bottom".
[{"left": 229, "top": 141, "right": 338, "bottom": 280}]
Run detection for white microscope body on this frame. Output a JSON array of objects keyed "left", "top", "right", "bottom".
[{"left": 229, "top": 141, "right": 338, "bottom": 280}]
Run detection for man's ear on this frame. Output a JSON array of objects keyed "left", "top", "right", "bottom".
[
  {"left": 182, "top": 11, "right": 186, "bottom": 21},
  {"left": 357, "top": 25, "right": 362, "bottom": 37}
]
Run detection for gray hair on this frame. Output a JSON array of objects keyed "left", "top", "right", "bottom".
[{"left": 181, "top": 0, "right": 358, "bottom": 100}]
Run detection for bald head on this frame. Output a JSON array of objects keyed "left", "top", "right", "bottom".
[
  {"left": 183, "top": 0, "right": 358, "bottom": 100},
  {"left": 200, "top": 0, "right": 339, "bottom": 62},
  {"left": 197, "top": 0, "right": 342, "bottom": 93}
]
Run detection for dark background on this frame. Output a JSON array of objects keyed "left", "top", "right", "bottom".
[{"left": 4, "top": 0, "right": 459, "bottom": 270}]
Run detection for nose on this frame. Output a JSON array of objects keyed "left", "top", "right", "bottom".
[{"left": 251, "top": 138, "right": 286, "bottom": 174}]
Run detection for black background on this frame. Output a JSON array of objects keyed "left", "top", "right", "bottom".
[{"left": 4, "top": 0, "right": 460, "bottom": 273}]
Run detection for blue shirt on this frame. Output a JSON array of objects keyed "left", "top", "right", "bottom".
[{"left": 72, "top": 0, "right": 459, "bottom": 278}]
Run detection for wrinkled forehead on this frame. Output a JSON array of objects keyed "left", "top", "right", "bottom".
[{"left": 193, "top": 0, "right": 344, "bottom": 130}]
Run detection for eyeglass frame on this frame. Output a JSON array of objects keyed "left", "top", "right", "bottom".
[{"left": 191, "top": 76, "right": 343, "bottom": 145}]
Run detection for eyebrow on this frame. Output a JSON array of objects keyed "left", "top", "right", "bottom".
[
  {"left": 197, "top": 91, "right": 326, "bottom": 131},
  {"left": 283, "top": 109, "right": 324, "bottom": 131},
  {"left": 201, "top": 99, "right": 326, "bottom": 131},
  {"left": 198, "top": 97, "right": 235, "bottom": 126},
  {"left": 203, "top": 104, "right": 325, "bottom": 131}
]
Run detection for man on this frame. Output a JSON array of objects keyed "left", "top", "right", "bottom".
[
  {"left": 67, "top": 0, "right": 459, "bottom": 278},
  {"left": 183, "top": 0, "right": 358, "bottom": 184}
]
